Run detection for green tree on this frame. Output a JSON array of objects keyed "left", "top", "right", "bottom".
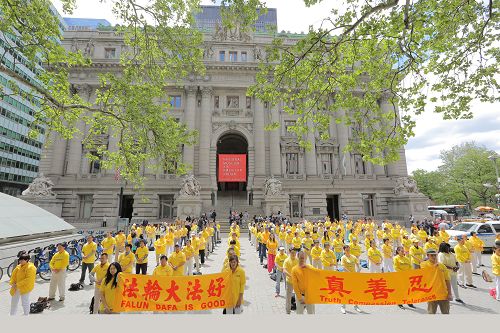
[
  {"left": 0, "top": 0, "right": 203, "bottom": 186},
  {"left": 411, "top": 169, "right": 444, "bottom": 202},
  {"left": 244, "top": 0, "right": 498, "bottom": 165}
]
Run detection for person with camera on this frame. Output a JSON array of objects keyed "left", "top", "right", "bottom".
[{"left": 438, "top": 242, "right": 463, "bottom": 303}]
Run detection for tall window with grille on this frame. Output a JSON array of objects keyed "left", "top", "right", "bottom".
[
  {"left": 321, "top": 153, "right": 333, "bottom": 174},
  {"left": 289, "top": 194, "right": 304, "bottom": 218},
  {"left": 284, "top": 120, "right": 297, "bottom": 137},
  {"left": 219, "top": 51, "right": 225, "bottom": 61},
  {"left": 159, "top": 195, "right": 175, "bottom": 219},
  {"left": 89, "top": 151, "right": 102, "bottom": 174},
  {"left": 286, "top": 153, "right": 299, "bottom": 175},
  {"left": 79, "top": 194, "right": 93, "bottom": 219},
  {"left": 104, "top": 48, "right": 116, "bottom": 59},
  {"left": 169, "top": 95, "right": 182, "bottom": 108},
  {"left": 229, "top": 51, "right": 237, "bottom": 62},
  {"left": 362, "top": 194, "right": 375, "bottom": 216}
]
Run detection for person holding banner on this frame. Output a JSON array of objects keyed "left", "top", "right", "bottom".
[
  {"left": 420, "top": 249, "right": 452, "bottom": 314},
  {"left": 340, "top": 245, "right": 361, "bottom": 314},
  {"left": 153, "top": 255, "right": 173, "bottom": 276},
  {"left": 291, "top": 251, "right": 315, "bottom": 314},
  {"left": 283, "top": 248, "right": 299, "bottom": 314},
  {"left": 223, "top": 255, "right": 246, "bottom": 314},
  {"left": 367, "top": 240, "right": 382, "bottom": 273},
  {"left": 393, "top": 246, "right": 415, "bottom": 309},
  {"left": 169, "top": 244, "right": 186, "bottom": 276},
  {"left": 99, "top": 262, "right": 122, "bottom": 314}
]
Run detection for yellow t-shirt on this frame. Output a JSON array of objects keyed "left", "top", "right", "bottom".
[
  {"left": 283, "top": 256, "right": 299, "bottom": 275},
  {"left": 267, "top": 240, "right": 278, "bottom": 255},
  {"left": 393, "top": 254, "right": 412, "bottom": 272},
  {"left": 292, "top": 237, "right": 302, "bottom": 249},
  {"left": 100, "top": 277, "right": 118, "bottom": 312},
  {"left": 101, "top": 237, "right": 116, "bottom": 255},
  {"left": 454, "top": 244, "right": 471, "bottom": 263},
  {"left": 118, "top": 252, "right": 135, "bottom": 273},
  {"left": 168, "top": 251, "right": 186, "bottom": 276},
  {"left": 115, "top": 234, "right": 126, "bottom": 247},
  {"left": 382, "top": 243, "right": 393, "bottom": 259},
  {"left": 420, "top": 260, "right": 450, "bottom": 281},
  {"left": 82, "top": 242, "right": 97, "bottom": 264},
  {"left": 311, "top": 246, "right": 322, "bottom": 260},
  {"left": 367, "top": 247, "right": 382, "bottom": 265},
  {"left": 469, "top": 236, "right": 484, "bottom": 251},
  {"left": 223, "top": 266, "right": 246, "bottom": 306},
  {"left": 135, "top": 246, "right": 149, "bottom": 264},
  {"left": 183, "top": 245, "right": 195, "bottom": 259},
  {"left": 275, "top": 252, "right": 288, "bottom": 270},
  {"left": 153, "top": 264, "right": 173, "bottom": 276},
  {"left": 154, "top": 238, "right": 166, "bottom": 255},
  {"left": 49, "top": 251, "right": 69, "bottom": 270},
  {"left": 320, "top": 249, "right": 336, "bottom": 267},
  {"left": 341, "top": 254, "right": 358, "bottom": 272},
  {"left": 491, "top": 253, "right": 500, "bottom": 276},
  {"left": 91, "top": 262, "right": 110, "bottom": 284},
  {"left": 409, "top": 245, "right": 425, "bottom": 267},
  {"left": 302, "top": 238, "right": 314, "bottom": 251},
  {"left": 350, "top": 243, "right": 362, "bottom": 258}
]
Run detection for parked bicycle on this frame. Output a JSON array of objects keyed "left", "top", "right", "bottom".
[{"left": 31, "top": 245, "right": 56, "bottom": 281}]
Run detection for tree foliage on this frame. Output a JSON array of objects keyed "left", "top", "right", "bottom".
[
  {"left": 0, "top": 0, "right": 204, "bottom": 186},
  {"left": 247, "top": 0, "right": 498, "bottom": 165},
  {"left": 412, "top": 142, "right": 498, "bottom": 207}
]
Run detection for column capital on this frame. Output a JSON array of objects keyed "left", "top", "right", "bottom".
[
  {"left": 185, "top": 85, "right": 198, "bottom": 95},
  {"left": 200, "top": 86, "right": 213, "bottom": 96}
]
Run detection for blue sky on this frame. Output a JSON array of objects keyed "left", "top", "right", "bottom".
[{"left": 53, "top": 0, "right": 500, "bottom": 173}]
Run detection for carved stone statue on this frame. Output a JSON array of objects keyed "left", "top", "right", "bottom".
[
  {"left": 253, "top": 47, "right": 263, "bottom": 61},
  {"left": 203, "top": 44, "right": 214, "bottom": 59},
  {"left": 84, "top": 39, "right": 95, "bottom": 57},
  {"left": 179, "top": 174, "right": 201, "bottom": 197},
  {"left": 264, "top": 176, "right": 284, "bottom": 197},
  {"left": 70, "top": 39, "right": 79, "bottom": 53},
  {"left": 22, "top": 173, "right": 56, "bottom": 197},
  {"left": 394, "top": 176, "right": 419, "bottom": 196}
]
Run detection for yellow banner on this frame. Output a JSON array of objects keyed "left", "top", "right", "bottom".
[
  {"left": 304, "top": 267, "right": 447, "bottom": 305},
  {"left": 112, "top": 272, "right": 234, "bottom": 312}
]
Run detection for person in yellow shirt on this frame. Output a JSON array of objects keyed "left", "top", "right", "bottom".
[
  {"left": 381, "top": 238, "right": 394, "bottom": 272},
  {"left": 274, "top": 247, "right": 288, "bottom": 297},
  {"left": 80, "top": 235, "right": 97, "bottom": 285},
  {"left": 421, "top": 249, "right": 452, "bottom": 314},
  {"left": 9, "top": 254, "right": 36, "bottom": 315},
  {"left": 183, "top": 239, "right": 195, "bottom": 276},
  {"left": 99, "top": 262, "right": 122, "bottom": 314},
  {"left": 332, "top": 234, "right": 344, "bottom": 264},
  {"left": 48, "top": 243, "right": 69, "bottom": 301},
  {"left": 223, "top": 255, "right": 246, "bottom": 314},
  {"left": 468, "top": 232, "right": 485, "bottom": 274},
  {"left": 391, "top": 226, "right": 401, "bottom": 247},
  {"left": 114, "top": 230, "right": 126, "bottom": 262},
  {"left": 454, "top": 235, "right": 475, "bottom": 288},
  {"left": 401, "top": 234, "right": 412, "bottom": 253},
  {"left": 301, "top": 232, "right": 314, "bottom": 264},
  {"left": 101, "top": 232, "right": 116, "bottom": 257},
  {"left": 393, "top": 246, "right": 415, "bottom": 309},
  {"left": 367, "top": 240, "right": 382, "bottom": 273},
  {"left": 291, "top": 251, "right": 315, "bottom": 314},
  {"left": 285, "top": 230, "right": 294, "bottom": 252},
  {"left": 191, "top": 235, "right": 201, "bottom": 274},
  {"left": 135, "top": 239, "right": 149, "bottom": 275},
  {"left": 409, "top": 239, "right": 425, "bottom": 269},
  {"left": 169, "top": 244, "right": 187, "bottom": 276},
  {"left": 417, "top": 228, "right": 428, "bottom": 245},
  {"left": 154, "top": 236, "right": 166, "bottom": 266},
  {"left": 424, "top": 238, "right": 439, "bottom": 254},
  {"left": 292, "top": 232, "right": 302, "bottom": 250},
  {"left": 311, "top": 240, "right": 323, "bottom": 269},
  {"left": 283, "top": 248, "right": 299, "bottom": 314},
  {"left": 90, "top": 253, "right": 110, "bottom": 314},
  {"left": 350, "top": 237, "right": 362, "bottom": 258},
  {"left": 118, "top": 244, "right": 135, "bottom": 273},
  {"left": 153, "top": 255, "right": 174, "bottom": 276},
  {"left": 165, "top": 229, "right": 175, "bottom": 256},
  {"left": 267, "top": 233, "right": 278, "bottom": 273},
  {"left": 321, "top": 242, "right": 336, "bottom": 271},
  {"left": 340, "top": 245, "right": 361, "bottom": 314},
  {"left": 492, "top": 241, "right": 500, "bottom": 301}
]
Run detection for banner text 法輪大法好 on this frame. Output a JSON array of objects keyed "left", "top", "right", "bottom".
[{"left": 112, "top": 272, "right": 234, "bottom": 312}]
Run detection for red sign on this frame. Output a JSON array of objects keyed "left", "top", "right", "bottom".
[{"left": 218, "top": 154, "right": 246, "bottom": 182}]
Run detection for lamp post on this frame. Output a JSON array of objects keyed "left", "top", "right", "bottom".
[{"left": 488, "top": 154, "right": 500, "bottom": 210}]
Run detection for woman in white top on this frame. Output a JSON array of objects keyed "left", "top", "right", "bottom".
[{"left": 438, "top": 242, "right": 463, "bottom": 303}]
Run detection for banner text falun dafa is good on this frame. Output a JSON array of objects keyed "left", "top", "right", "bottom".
[
  {"left": 113, "top": 272, "right": 233, "bottom": 312},
  {"left": 304, "top": 267, "right": 448, "bottom": 305}
]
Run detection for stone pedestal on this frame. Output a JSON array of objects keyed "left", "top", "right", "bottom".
[
  {"left": 388, "top": 194, "right": 430, "bottom": 226},
  {"left": 175, "top": 196, "right": 202, "bottom": 220},
  {"left": 21, "top": 196, "right": 64, "bottom": 218},
  {"left": 263, "top": 195, "right": 289, "bottom": 217}
]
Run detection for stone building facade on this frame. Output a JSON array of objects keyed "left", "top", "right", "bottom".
[{"left": 39, "top": 10, "right": 426, "bottom": 224}]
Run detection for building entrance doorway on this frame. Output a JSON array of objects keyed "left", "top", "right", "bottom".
[
  {"left": 216, "top": 133, "right": 248, "bottom": 192},
  {"left": 120, "top": 195, "right": 134, "bottom": 219},
  {"left": 327, "top": 195, "right": 340, "bottom": 221}
]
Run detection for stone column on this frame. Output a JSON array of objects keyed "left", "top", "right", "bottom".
[
  {"left": 253, "top": 98, "right": 266, "bottom": 176},
  {"left": 66, "top": 121, "right": 85, "bottom": 175},
  {"left": 336, "top": 109, "right": 352, "bottom": 176},
  {"left": 269, "top": 107, "right": 281, "bottom": 176},
  {"left": 198, "top": 86, "right": 213, "bottom": 176},
  {"left": 305, "top": 118, "right": 317, "bottom": 176},
  {"left": 183, "top": 86, "right": 197, "bottom": 168},
  {"left": 48, "top": 135, "right": 67, "bottom": 176},
  {"left": 105, "top": 130, "right": 120, "bottom": 175}
]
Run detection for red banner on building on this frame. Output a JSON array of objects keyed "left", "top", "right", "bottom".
[{"left": 218, "top": 154, "right": 246, "bottom": 182}]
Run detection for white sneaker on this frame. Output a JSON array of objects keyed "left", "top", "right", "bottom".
[
  {"left": 340, "top": 307, "right": 346, "bottom": 314},
  {"left": 354, "top": 305, "right": 361, "bottom": 313}
]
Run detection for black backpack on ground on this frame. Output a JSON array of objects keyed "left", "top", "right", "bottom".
[
  {"left": 69, "top": 282, "right": 84, "bottom": 291},
  {"left": 30, "top": 297, "right": 50, "bottom": 314}
]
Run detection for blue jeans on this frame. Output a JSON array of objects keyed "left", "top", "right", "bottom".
[
  {"left": 259, "top": 243, "right": 267, "bottom": 264},
  {"left": 275, "top": 270, "right": 284, "bottom": 294}
]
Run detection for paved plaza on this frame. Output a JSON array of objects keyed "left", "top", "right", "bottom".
[{"left": 1, "top": 231, "right": 499, "bottom": 315}]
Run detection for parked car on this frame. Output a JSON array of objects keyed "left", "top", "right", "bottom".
[
  {"left": 446, "top": 221, "right": 500, "bottom": 251},
  {"left": 429, "top": 209, "right": 449, "bottom": 219}
]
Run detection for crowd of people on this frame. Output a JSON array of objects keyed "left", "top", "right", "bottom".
[{"left": 8, "top": 213, "right": 500, "bottom": 316}]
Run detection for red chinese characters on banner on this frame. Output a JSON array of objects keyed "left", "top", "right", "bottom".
[
  {"left": 218, "top": 154, "right": 246, "bottom": 182},
  {"left": 320, "top": 276, "right": 352, "bottom": 297},
  {"left": 364, "top": 278, "right": 396, "bottom": 300},
  {"left": 114, "top": 272, "right": 233, "bottom": 312},
  {"left": 407, "top": 275, "right": 433, "bottom": 295}
]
